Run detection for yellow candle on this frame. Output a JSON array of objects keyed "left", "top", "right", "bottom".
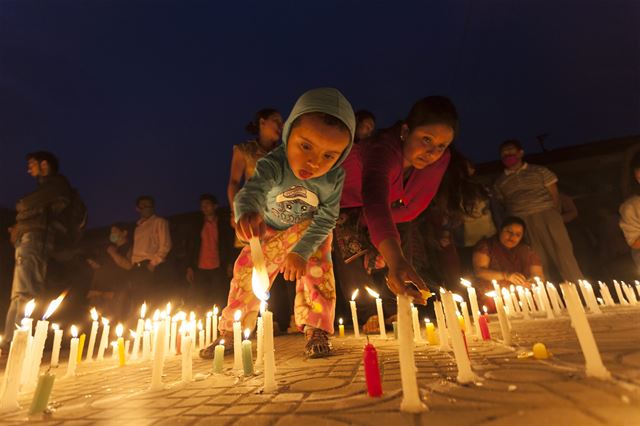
[
  {"left": 116, "top": 324, "right": 125, "bottom": 367},
  {"left": 338, "top": 318, "right": 345, "bottom": 338},
  {"left": 77, "top": 333, "right": 86, "bottom": 363},
  {"left": 424, "top": 318, "right": 438, "bottom": 345},
  {"left": 457, "top": 312, "right": 465, "bottom": 332}
]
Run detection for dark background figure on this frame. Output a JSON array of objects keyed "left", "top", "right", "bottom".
[{"left": 354, "top": 110, "right": 376, "bottom": 143}]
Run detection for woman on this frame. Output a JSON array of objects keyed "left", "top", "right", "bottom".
[
  {"left": 336, "top": 96, "right": 457, "bottom": 330},
  {"left": 472, "top": 216, "right": 544, "bottom": 298}
]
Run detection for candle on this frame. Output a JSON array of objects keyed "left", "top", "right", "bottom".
[
  {"left": 242, "top": 329, "right": 254, "bottom": 376},
  {"left": 635, "top": 281, "right": 640, "bottom": 301},
  {"left": 77, "top": 333, "right": 86, "bottom": 364},
  {"left": 524, "top": 289, "right": 537, "bottom": 312},
  {"left": 599, "top": 282, "right": 615, "bottom": 306},
  {"left": 213, "top": 339, "right": 225, "bottom": 373},
  {"left": 0, "top": 327, "right": 29, "bottom": 410},
  {"left": 50, "top": 324, "right": 63, "bottom": 367},
  {"left": 170, "top": 316, "right": 178, "bottom": 356},
  {"left": 116, "top": 324, "right": 125, "bottom": 367},
  {"left": 622, "top": 281, "right": 638, "bottom": 305},
  {"left": 350, "top": 289, "right": 360, "bottom": 338},
  {"left": 363, "top": 340, "right": 382, "bottom": 397},
  {"left": 454, "top": 294, "right": 472, "bottom": 336},
  {"left": 20, "top": 301, "right": 36, "bottom": 387},
  {"left": 532, "top": 284, "right": 544, "bottom": 312},
  {"left": 338, "top": 318, "right": 345, "bottom": 338},
  {"left": 441, "top": 290, "right": 477, "bottom": 383},
  {"left": 262, "top": 308, "right": 277, "bottom": 392},
  {"left": 396, "top": 295, "right": 427, "bottom": 412},
  {"left": 150, "top": 316, "right": 167, "bottom": 390},
  {"left": 613, "top": 280, "right": 627, "bottom": 305},
  {"left": 482, "top": 305, "right": 490, "bottom": 320},
  {"left": 198, "top": 320, "right": 205, "bottom": 350},
  {"left": 456, "top": 311, "right": 465, "bottom": 331},
  {"left": 433, "top": 300, "right": 451, "bottom": 351},
  {"left": 392, "top": 321, "right": 398, "bottom": 339},
  {"left": 365, "top": 286, "right": 386, "bottom": 338},
  {"left": 582, "top": 281, "right": 602, "bottom": 313},
  {"left": 256, "top": 302, "right": 265, "bottom": 367},
  {"left": 181, "top": 333, "right": 193, "bottom": 382},
  {"left": 29, "top": 370, "right": 56, "bottom": 415},
  {"left": 461, "top": 279, "right": 481, "bottom": 337},
  {"left": 510, "top": 285, "right": 522, "bottom": 312},
  {"left": 206, "top": 312, "right": 212, "bottom": 346},
  {"left": 25, "top": 318, "right": 49, "bottom": 391},
  {"left": 132, "top": 303, "right": 146, "bottom": 361},
  {"left": 424, "top": 318, "right": 438, "bottom": 345},
  {"left": 478, "top": 315, "right": 491, "bottom": 340},
  {"left": 233, "top": 310, "right": 243, "bottom": 371},
  {"left": 96, "top": 318, "right": 110, "bottom": 361},
  {"left": 66, "top": 326, "right": 79, "bottom": 377},
  {"left": 491, "top": 292, "right": 512, "bottom": 345},
  {"left": 125, "top": 337, "right": 131, "bottom": 361},
  {"left": 411, "top": 305, "right": 423, "bottom": 342},
  {"left": 546, "top": 283, "right": 563, "bottom": 315},
  {"left": 212, "top": 306, "right": 219, "bottom": 342},
  {"left": 165, "top": 303, "right": 172, "bottom": 354},
  {"left": 143, "top": 320, "right": 152, "bottom": 361},
  {"left": 501, "top": 287, "right": 516, "bottom": 316},
  {"left": 86, "top": 308, "right": 99, "bottom": 362},
  {"left": 559, "top": 283, "right": 611, "bottom": 379},
  {"left": 516, "top": 286, "right": 531, "bottom": 319},
  {"left": 536, "top": 280, "right": 555, "bottom": 319}
]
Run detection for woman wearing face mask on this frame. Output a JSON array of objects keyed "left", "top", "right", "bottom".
[
  {"left": 619, "top": 152, "right": 640, "bottom": 269},
  {"left": 336, "top": 96, "right": 457, "bottom": 331}
]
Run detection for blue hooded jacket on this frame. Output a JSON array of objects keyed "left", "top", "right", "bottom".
[{"left": 234, "top": 88, "right": 356, "bottom": 260}]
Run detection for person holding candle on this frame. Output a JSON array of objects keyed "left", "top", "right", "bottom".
[
  {"left": 334, "top": 97, "right": 458, "bottom": 331},
  {"left": 200, "top": 88, "right": 355, "bottom": 359},
  {"left": 472, "top": 216, "right": 545, "bottom": 307}
]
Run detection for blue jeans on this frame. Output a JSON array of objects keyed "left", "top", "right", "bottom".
[{"left": 3, "top": 231, "right": 52, "bottom": 346}]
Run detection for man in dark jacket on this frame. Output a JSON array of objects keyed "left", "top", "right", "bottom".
[
  {"left": 185, "top": 194, "right": 233, "bottom": 309},
  {"left": 3, "top": 151, "right": 73, "bottom": 347}
]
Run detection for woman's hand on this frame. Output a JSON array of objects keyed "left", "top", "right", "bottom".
[
  {"left": 236, "top": 212, "right": 266, "bottom": 242},
  {"left": 386, "top": 257, "right": 427, "bottom": 304},
  {"left": 506, "top": 272, "right": 527, "bottom": 286},
  {"left": 280, "top": 252, "right": 307, "bottom": 281}
]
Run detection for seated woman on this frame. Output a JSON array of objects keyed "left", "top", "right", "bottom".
[{"left": 472, "top": 216, "right": 544, "bottom": 300}]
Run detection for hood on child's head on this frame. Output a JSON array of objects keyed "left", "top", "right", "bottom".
[{"left": 281, "top": 87, "right": 356, "bottom": 170}]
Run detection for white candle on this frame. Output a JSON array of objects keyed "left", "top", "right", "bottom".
[
  {"left": 525, "top": 288, "right": 537, "bottom": 312},
  {"left": 509, "top": 285, "right": 522, "bottom": 313},
  {"left": 546, "top": 283, "right": 563, "bottom": 315},
  {"left": 206, "top": 312, "right": 212, "bottom": 346},
  {"left": 559, "top": 283, "right": 611, "bottom": 379},
  {"left": 433, "top": 300, "right": 451, "bottom": 351},
  {"left": 233, "top": 310, "right": 243, "bottom": 371},
  {"left": 86, "top": 308, "right": 100, "bottom": 362},
  {"left": 19, "top": 303, "right": 35, "bottom": 387},
  {"left": 212, "top": 306, "right": 219, "bottom": 342},
  {"left": 66, "top": 326, "right": 79, "bottom": 377},
  {"left": 411, "top": 305, "right": 424, "bottom": 342},
  {"left": 613, "top": 280, "right": 628, "bottom": 305},
  {"left": 0, "top": 328, "right": 29, "bottom": 410},
  {"left": 181, "top": 334, "right": 193, "bottom": 382},
  {"left": 25, "top": 318, "right": 49, "bottom": 390},
  {"left": 150, "top": 315, "right": 167, "bottom": 391},
  {"left": 622, "top": 282, "right": 638, "bottom": 305},
  {"left": 536, "top": 282, "right": 555, "bottom": 319},
  {"left": 583, "top": 281, "right": 602, "bottom": 313},
  {"left": 396, "top": 295, "right": 427, "bottom": 412},
  {"left": 165, "top": 303, "right": 172, "bottom": 354},
  {"left": 170, "top": 317, "right": 178, "bottom": 355},
  {"left": 50, "top": 324, "right": 63, "bottom": 367},
  {"left": 132, "top": 303, "right": 146, "bottom": 361},
  {"left": 461, "top": 279, "right": 481, "bottom": 337},
  {"left": 96, "top": 318, "right": 110, "bottom": 361},
  {"left": 501, "top": 288, "right": 516, "bottom": 316},
  {"left": 599, "top": 282, "right": 615, "bottom": 306},
  {"left": 262, "top": 308, "right": 277, "bottom": 393},
  {"left": 256, "top": 302, "right": 265, "bottom": 367},
  {"left": 487, "top": 291, "right": 511, "bottom": 346},
  {"left": 125, "top": 339, "right": 131, "bottom": 361},
  {"left": 454, "top": 294, "right": 473, "bottom": 337},
  {"left": 198, "top": 320, "right": 205, "bottom": 350},
  {"left": 365, "top": 286, "right": 386, "bottom": 338},
  {"left": 441, "top": 291, "right": 477, "bottom": 384},
  {"left": 516, "top": 286, "right": 531, "bottom": 319},
  {"left": 350, "top": 289, "right": 360, "bottom": 338},
  {"left": 142, "top": 320, "right": 152, "bottom": 361},
  {"left": 635, "top": 281, "right": 640, "bottom": 301}
]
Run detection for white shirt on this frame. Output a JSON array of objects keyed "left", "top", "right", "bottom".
[{"left": 132, "top": 215, "right": 172, "bottom": 266}]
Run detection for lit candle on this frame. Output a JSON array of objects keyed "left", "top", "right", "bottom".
[
  {"left": 206, "top": 311, "right": 212, "bottom": 346},
  {"left": 501, "top": 287, "right": 516, "bottom": 316},
  {"left": 256, "top": 302, "right": 265, "bottom": 367},
  {"left": 28, "top": 369, "right": 55, "bottom": 415},
  {"left": 411, "top": 305, "right": 423, "bottom": 342},
  {"left": 262, "top": 306, "right": 277, "bottom": 392},
  {"left": 233, "top": 310, "right": 243, "bottom": 371},
  {"left": 164, "top": 303, "right": 172, "bottom": 354},
  {"left": 212, "top": 339, "right": 225, "bottom": 373},
  {"left": 111, "top": 341, "right": 118, "bottom": 360},
  {"left": 524, "top": 289, "right": 537, "bottom": 312},
  {"left": 478, "top": 315, "right": 491, "bottom": 341},
  {"left": 212, "top": 306, "right": 219, "bottom": 342},
  {"left": 613, "top": 280, "right": 628, "bottom": 305},
  {"left": 365, "top": 286, "right": 386, "bottom": 339},
  {"left": 546, "top": 282, "right": 564, "bottom": 315},
  {"left": 66, "top": 326, "right": 79, "bottom": 377},
  {"left": 338, "top": 318, "right": 345, "bottom": 338},
  {"left": 461, "top": 279, "right": 481, "bottom": 337},
  {"left": 396, "top": 295, "right": 427, "bottom": 412},
  {"left": 599, "top": 282, "right": 615, "bottom": 306},
  {"left": 132, "top": 302, "right": 146, "bottom": 361},
  {"left": 482, "top": 305, "right": 489, "bottom": 320},
  {"left": 510, "top": 285, "right": 522, "bottom": 313},
  {"left": 198, "top": 320, "right": 205, "bottom": 350},
  {"left": 516, "top": 286, "right": 531, "bottom": 319},
  {"left": 532, "top": 284, "right": 544, "bottom": 312},
  {"left": 442, "top": 290, "right": 477, "bottom": 383},
  {"left": 86, "top": 308, "right": 99, "bottom": 362},
  {"left": 150, "top": 315, "right": 167, "bottom": 390},
  {"left": 96, "top": 318, "right": 110, "bottom": 361},
  {"left": 487, "top": 291, "right": 511, "bottom": 346},
  {"left": 242, "top": 329, "right": 254, "bottom": 376},
  {"left": 170, "top": 315, "right": 178, "bottom": 355},
  {"left": 143, "top": 319, "right": 152, "bottom": 361},
  {"left": 350, "top": 289, "right": 360, "bottom": 338},
  {"left": 20, "top": 300, "right": 36, "bottom": 387},
  {"left": 582, "top": 281, "right": 602, "bottom": 313},
  {"left": 456, "top": 311, "right": 465, "bottom": 331},
  {"left": 77, "top": 333, "right": 86, "bottom": 364},
  {"left": 535, "top": 280, "right": 554, "bottom": 319},
  {"left": 454, "top": 294, "right": 472, "bottom": 336},
  {"left": 0, "top": 327, "right": 29, "bottom": 410},
  {"left": 433, "top": 300, "right": 451, "bottom": 351},
  {"left": 26, "top": 293, "right": 64, "bottom": 390},
  {"left": 635, "top": 281, "right": 640, "bottom": 301},
  {"left": 116, "top": 324, "right": 125, "bottom": 367},
  {"left": 622, "top": 281, "right": 638, "bottom": 305},
  {"left": 181, "top": 331, "right": 193, "bottom": 383},
  {"left": 50, "top": 324, "right": 63, "bottom": 368},
  {"left": 559, "top": 283, "right": 611, "bottom": 379},
  {"left": 424, "top": 318, "right": 438, "bottom": 345},
  {"left": 363, "top": 339, "right": 382, "bottom": 397}
]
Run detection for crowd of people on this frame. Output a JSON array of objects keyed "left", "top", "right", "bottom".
[{"left": 2, "top": 87, "right": 638, "bottom": 358}]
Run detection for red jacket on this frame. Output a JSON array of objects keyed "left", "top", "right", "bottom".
[{"left": 340, "top": 127, "right": 450, "bottom": 246}]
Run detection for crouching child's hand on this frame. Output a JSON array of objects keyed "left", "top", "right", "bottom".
[
  {"left": 280, "top": 252, "right": 307, "bottom": 282},
  {"left": 236, "top": 212, "right": 266, "bottom": 242}
]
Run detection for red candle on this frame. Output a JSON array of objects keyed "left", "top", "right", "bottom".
[
  {"left": 363, "top": 342, "right": 382, "bottom": 397},
  {"left": 462, "top": 330, "right": 469, "bottom": 358},
  {"left": 478, "top": 316, "right": 491, "bottom": 341},
  {"left": 176, "top": 333, "right": 182, "bottom": 355}
]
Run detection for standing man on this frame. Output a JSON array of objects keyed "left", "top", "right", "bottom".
[
  {"left": 186, "top": 194, "right": 232, "bottom": 309},
  {"left": 3, "top": 151, "right": 73, "bottom": 348},
  {"left": 494, "top": 140, "right": 583, "bottom": 281},
  {"left": 130, "top": 196, "right": 171, "bottom": 304}
]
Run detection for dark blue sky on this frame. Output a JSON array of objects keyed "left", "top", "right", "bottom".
[{"left": 1, "top": 1, "right": 638, "bottom": 227}]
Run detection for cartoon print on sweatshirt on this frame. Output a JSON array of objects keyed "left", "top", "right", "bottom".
[{"left": 271, "top": 185, "right": 319, "bottom": 225}]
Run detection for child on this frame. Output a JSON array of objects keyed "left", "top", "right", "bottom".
[{"left": 201, "top": 88, "right": 355, "bottom": 358}]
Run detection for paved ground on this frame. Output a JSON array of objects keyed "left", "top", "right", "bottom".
[{"left": 1, "top": 305, "right": 639, "bottom": 425}]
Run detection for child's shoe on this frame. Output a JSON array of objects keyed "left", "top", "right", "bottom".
[
  {"left": 304, "top": 326, "right": 332, "bottom": 358},
  {"left": 199, "top": 332, "right": 232, "bottom": 359}
]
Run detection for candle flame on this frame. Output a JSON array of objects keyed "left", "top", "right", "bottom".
[
  {"left": 439, "top": 287, "right": 446, "bottom": 293},
  {"left": 364, "top": 286, "right": 380, "bottom": 299},
  {"left": 219, "top": 339, "right": 225, "bottom": 345},
  {"left": 42, "top": 291, "right": 67, "bottom": 320},
  {"left": 501, "top": 288, "right": 510, "bottom": 296},
  {"left": 90, "top": 307, "right": 99, "bottom": 322},
  {"left": 145, "top": 319, "right": 152, "bottom": 331},
  {"left": 460, "top": 278, "right": 472, "bottom": 288},
  {"left": 140, "top": 302, "right": 147, "bottom": 319},
  {"left": 197, "top": 319, "right": 203, "bottom": 330},
  {"left": 206, "top": 311, "right": 213, "bottom": 318},
  {"left": 485, "top": 291, "right": 497, "bottom": 298},
  {"left": 189, "top": 311, "right": 196, "bottom": 321},
  {"left": 491, "top": 279, "right": 498, "bottom": 286},
  {"left": 166, "top": 302, "right": 171, "bottom": 315},
  {"left": 483, "top": 305, "right": 488, "bottom": 314},
  {"left": 424, "top": 317, "right": 431, "bottom": 323},
  {"left": 453, "top": 294, "right": 464, "bottom": 303},
  {"left": 516, "top": 285, "right": 523, "bottom": 291},
  {"left": 173, "top": 311, "right": 187, "bottom": 322},
  {"left": 116, "top": 324, "right": 123, "bottom": 338},
  {"left": 251, "top": 266, "right": 270, "bottom": 302},
  {"left": 351, "top": 289, "right": 359, "bottom": 301},
  {"left": 534, "top": 276, "right": 542, "bottom": 283},
  {"left": 244, "top": 328, "right": 250, "bottom": 339},
  {"left": 339, "top": 318, "right": 343, "bottom": 325},
  {"left": 510, "top": 284, "right": 515, "bottom": 292},
  {"left": 213, "top": 305, "right": 219, "bottom": 315},
  {"left": 130, "top": 330, "right": 137, "bottom": 338},
  {"left": 71, "top": 325, "right": 78, "bottom": 338},
  {"left": 24, "top": 299, "right": 36, "bottom": 318},
  {"left": 234, "top": 310, "right": 242, "bottom": 322},
  {"left": 153, "top": 309, "right": 160, "bottom": 321},
  {"left": 102, "top": 317, "right": 110, "bottom": 326},
  {"left": 161, "top": 311, "right": 167, "bottom": 320},
  {"left": 52, "top": 323, "right": 59, "bottom": 331}
]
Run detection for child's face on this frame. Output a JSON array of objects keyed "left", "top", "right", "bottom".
[
  {"left": 286, "top": 114, "right": 350, "bottom": 180},
  {"left": 401, "top": 123, "right": 454, "bottom": 169}
]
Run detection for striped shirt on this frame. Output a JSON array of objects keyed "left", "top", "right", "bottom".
[{"left": 494, "top": 163, "right": 558, "bottom": 216}]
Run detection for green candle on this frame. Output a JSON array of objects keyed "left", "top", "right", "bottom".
[
  {"left": 213, "top": 340, "right": 225, "bottom": 373},
  {"left": 241, "top": 330, "right": 254, "bottom": 376},
  {"left": 29, "top": 371, "right": 55, "bottom": 414},
  {"left": 392, "top": 321, "right": 398, "bottom": 339}
]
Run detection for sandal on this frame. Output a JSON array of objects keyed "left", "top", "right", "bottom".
[
  {"left": 198, "top": 332, "right": 232, "bottom": 359},
  {"left": 304, "top": 327, "right": 332, "bottom": 358}
]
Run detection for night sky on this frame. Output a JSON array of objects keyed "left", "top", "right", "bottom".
[{"left": 1, "top": 1, "right": 638, "bottom": 227}]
